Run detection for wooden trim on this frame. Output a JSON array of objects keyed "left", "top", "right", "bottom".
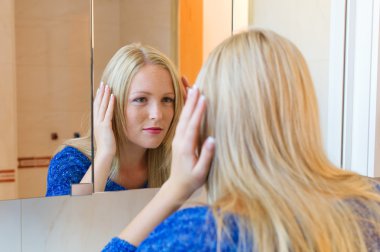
[
  {"left": 0, "top": 170, "right": 15, "bottom": 183},
  {"left": 18, "top": 156, "right": 51, "bottom": 169},
  {"left": 0, "top": 169, "right": 15, "bottom": 174},
  {"left": 18, "top": 156, "right": 51, "bottom": 161},
  {"left": 0, "top": 179, "right": 15, "bottom": 183}
]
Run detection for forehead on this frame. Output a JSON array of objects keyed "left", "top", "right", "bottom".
[{"left": 129, "top": 64, "right": 174, "bottom": 93}]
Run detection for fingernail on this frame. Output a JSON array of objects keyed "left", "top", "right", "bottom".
[
  {"left": 100, "top": 81, "right": 104, "bottom": 88},
  {"left": 199, "top": 95, "right": 206, "bottom": 103},
  {"left": 206, "top": 137, "right": 215, "bottom": 150},
  {"left": 188, "top": 87, "right": 193, "bottom": 96}
]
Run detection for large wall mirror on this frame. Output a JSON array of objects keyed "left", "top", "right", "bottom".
[
  {"left": 0, "top": 0, "right": 339, "bottom": 202},
  {"left": 0, "top": 0, "right": 233, "bottom": 201},
  {"left": 0, "top": 0, "right": 91, "bottom": 201}
]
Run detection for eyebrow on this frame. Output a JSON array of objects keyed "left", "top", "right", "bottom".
[{"left": 130, "top": 91, "right": 175, "bottom": 96}]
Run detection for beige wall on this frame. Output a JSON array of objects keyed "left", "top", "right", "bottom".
[
  {"left": 0, "top": 0, "right": 18, "bottom": 200},
  {"left": 15, "top": 0, "right": 91, "bottom": 198},
  {"left": 249, "top": 0, "right": 331, "bottom": 150}
]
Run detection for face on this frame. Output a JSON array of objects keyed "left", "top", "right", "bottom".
[{"left": 124, "top": 64, "right": 175, "bottom": 149}]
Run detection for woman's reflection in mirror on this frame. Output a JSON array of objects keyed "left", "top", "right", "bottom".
[{"left": 45, "top": 44, "right": 185, "bottom": 196}]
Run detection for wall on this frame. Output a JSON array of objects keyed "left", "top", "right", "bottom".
[
  {"left": 203, "top": 0, "right": 232, "bottom": 61},
  {"left": 0, "top": 0, "right": 18, "bottom": 200},
  {"left": 342, "top": 0, "right": 380, "bottom": 176},
  {"left": 251, "top": 0, "right": 331, "bottom": 154}
]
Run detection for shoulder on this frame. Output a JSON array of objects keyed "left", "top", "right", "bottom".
[
  {"left": 52, "top": 146, "right": 90, "bottom": 163},
  {"left": 138, "top": 206, "right": 218, "bottom": 251},
  {"left": 49, "top": 146, "right": 91, "bottom": 170},
  {"left": 47, "top": 146, "right": 91, "bottom": 180}
]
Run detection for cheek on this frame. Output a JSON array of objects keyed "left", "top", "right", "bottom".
[
  {"left": 164, "top": 106, "right": 175, "bottom": 122},
  {"left": 125, "top": 107, "right": 145, "bottom": 126}
]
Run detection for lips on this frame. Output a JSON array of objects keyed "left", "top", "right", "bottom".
[{"left": 143, "top": 127, "right": 163, "bottom": 135}]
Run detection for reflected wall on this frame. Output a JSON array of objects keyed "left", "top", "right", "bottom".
[
  {"left": 0, "top": 0, "right": 91, "bottom": 200},
  {"left": 94, "top": 0, "right": 178, "bottom": 88},
  {"left": 0, "top": 0, "right": 18, "bottom": 200}
]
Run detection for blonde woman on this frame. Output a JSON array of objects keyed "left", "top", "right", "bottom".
[
  {"left": 103, "top": 29, "right": 380, "bottom": 251},
  {"left": 46, "top": 44, "right": 185, "bottom": 196}
]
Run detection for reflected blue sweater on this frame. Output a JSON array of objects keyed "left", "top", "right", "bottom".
[
  {"left": 103, "top": 191, "right": 380, "bottom": 252},
  {"left": 46, "top": 146, "right": 126, "bottom": 196}
]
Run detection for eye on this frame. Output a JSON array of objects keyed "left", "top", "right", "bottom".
[
  {"left": 132, "top": 97, "right": 147, "bottom": 103},
  {"left": 162, "top": 97, "right": 174, "bottom": 103}
]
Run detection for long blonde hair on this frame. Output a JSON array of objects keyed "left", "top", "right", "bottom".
[
  {"left": 63, "top": 44, "right": 184, "bottom": 187},
  {"left": 196, "top": 29, "right": 380, "bottom": 251}
]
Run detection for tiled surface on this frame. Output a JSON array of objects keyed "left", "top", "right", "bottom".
[
  {"left": 21, "top": 189, "right": 159, "bottom": 251},
  {"left": 0, "top": 199, "right": 21, "bottom": 252}
]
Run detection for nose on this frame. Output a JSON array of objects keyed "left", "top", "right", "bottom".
[{"left": 149, "top": 102, "right": 163, "bottom": 120}]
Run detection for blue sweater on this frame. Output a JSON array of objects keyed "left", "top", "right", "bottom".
[
  {"left": 103, "top": 196, "right": 380, "bottom": 251},
  {"left": 46, "top": 146, "right": 126, "bottom": 196}
]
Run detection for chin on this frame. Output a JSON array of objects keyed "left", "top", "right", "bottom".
[{"left": 139, "top": 140, "right": 163, "bottom": 149}]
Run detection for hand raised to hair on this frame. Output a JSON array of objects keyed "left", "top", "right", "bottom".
[
  {"left": 168, "top": 86, "right": 215, "bottom": 199},
  {"left": 181, "top": 76, "right": 191, "bottom": 100},
  {"left": 93, "top": 82, "right": 116, "bottom": 157}
]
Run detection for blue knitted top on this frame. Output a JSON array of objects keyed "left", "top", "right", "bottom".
[
  {"left": 46, "top": 146, "right": 128, "bottom": 196},
  {"left": 102, "top": 189, "right": 380, "bottom": 252}
]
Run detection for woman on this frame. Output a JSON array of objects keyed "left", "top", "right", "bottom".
[
  {"left": 46, "top": 43, "right": 185, "bottom": 196},
  {"left": 103, "top": 29, "right": 380, "bottom": 251}
]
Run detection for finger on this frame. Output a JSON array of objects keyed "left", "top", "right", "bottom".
[
  {"left": 98, "top": 85, "right": 111, "bottom": 121},
  {"left": 176, "top": 87, "right": 200, "bottom": 134},
  {"left": 94, "top": 82, "right": 105, "bottom": 119},
  {"left": 183, "top": 95, "right": 206, "bottom": 151},
  {"left": 181, "top": 76, "right": 191, "bottom": 89},
  {"left": 104, "top": 94, "right": 115, "bottom": 122},
  {"left": 193, "top": 137, "right": 215, "bottom": 182},
  {"left": 181, "top": 76, "right": 192, "bottom": 101}
]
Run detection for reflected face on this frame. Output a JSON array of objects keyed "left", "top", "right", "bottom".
[{"left": 124, "top": 64, "right": 175, "bottom": 149}]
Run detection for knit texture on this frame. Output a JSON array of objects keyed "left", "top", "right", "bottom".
[{"left": 46, "top": 146, "right": 126, "bottom": 196}]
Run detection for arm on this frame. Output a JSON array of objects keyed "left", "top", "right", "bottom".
[
  {"left": 80, "top": 82, "right": 116, "bottom": 192},
  {"left": 117, "top": 86, "right": 215, "bottom": 246}
]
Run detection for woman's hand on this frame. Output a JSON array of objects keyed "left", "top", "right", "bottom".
[
  {"left": 94, "top": 82, "right": 116, "bottom": 157},
  {"left": 167, "top": 86, "right": 215, "bottom": 200},
  {"left": 80, "top": 82, "right": 116, "bottom": 191}
]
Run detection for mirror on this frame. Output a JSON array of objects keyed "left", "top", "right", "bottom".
[
  {"left": 0, "top": 0, "right": 91, "bottom": 200},
  {"left": 0, "top": 0, "right": 335, "bottom": 200},
  {"left": 91, "top": 0, "right": 232, "bottom": 192}
]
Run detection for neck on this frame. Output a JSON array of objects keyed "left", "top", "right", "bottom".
[{"left": 118, "top": 142, "right": 148, "bottom": 172}]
